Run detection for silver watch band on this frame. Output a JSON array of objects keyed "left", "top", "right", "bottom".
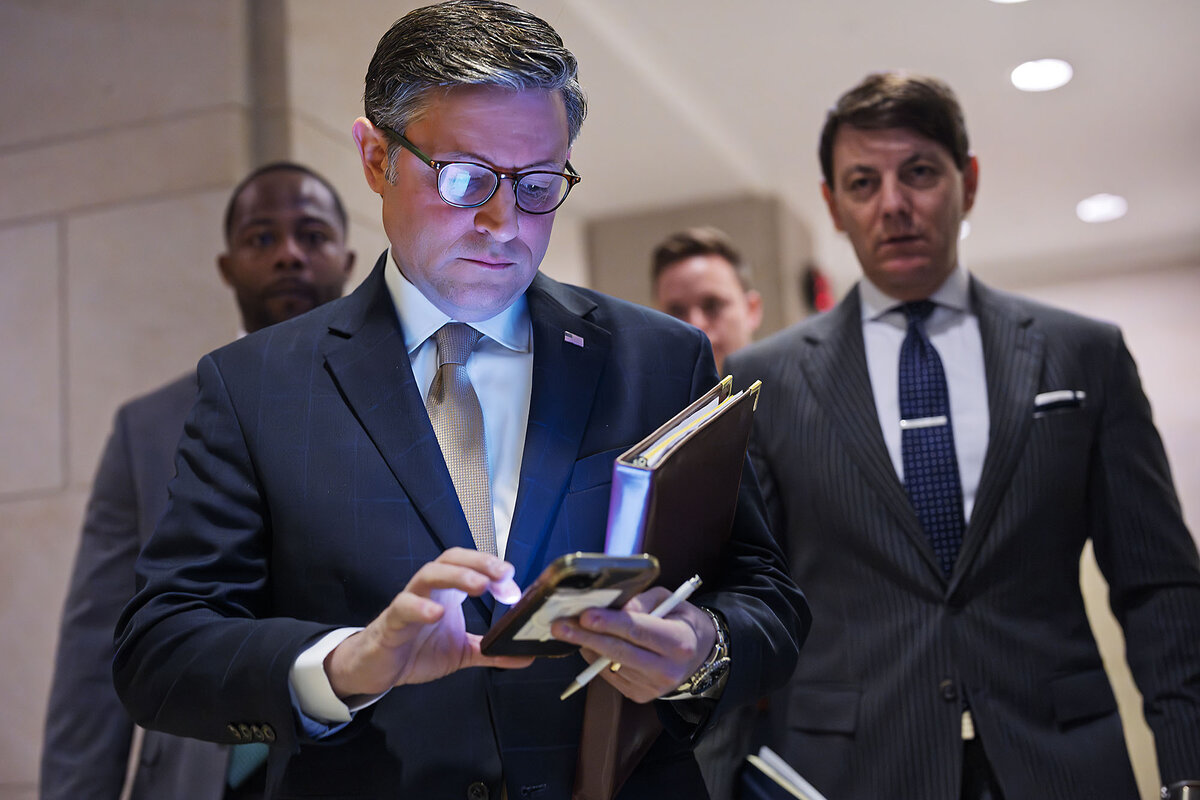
[{"left": 660, "top": 606, "right": 730, "bottom": 700}]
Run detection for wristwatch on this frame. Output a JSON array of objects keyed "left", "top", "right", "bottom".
[
  {"left": 662, "top": 607, "right": 730, "bottom": 700},
  {"left": 1162, "top": 781, "right": 1200, "bottom": 800}
]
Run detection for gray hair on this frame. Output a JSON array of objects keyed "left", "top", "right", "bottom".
[{"left": 364, "top": 0, "right": 587, "bottom": 179}]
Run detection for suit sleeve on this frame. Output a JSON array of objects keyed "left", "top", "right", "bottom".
[
  {"left": 41, "top": 411, "right": 140, "bottom": 799},
  {"left": 113, "top": 354, "right": 334, "bottom": 752},
  {"left": 1088, "top": 330, "right": 1200, "bottom": 782}
]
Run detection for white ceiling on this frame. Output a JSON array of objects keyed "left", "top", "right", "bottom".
[{"left": 300, "top": 0, "right": 1200, "bottom": 288}]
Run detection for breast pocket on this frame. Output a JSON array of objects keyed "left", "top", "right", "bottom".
[{"left": 558, "top": 447, "right": 626, "bottom": 550}]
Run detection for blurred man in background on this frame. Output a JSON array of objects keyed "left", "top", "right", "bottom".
[
  {"left": 652, "top": 226, "right": 762, "bottom": 372},
  {"left": 41, "top": 162, "right": 355, "bottom": 800}
]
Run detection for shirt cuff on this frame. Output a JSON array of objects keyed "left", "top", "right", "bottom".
[{"left": 289, "top": 627, "right": 386, "bottom": 726}]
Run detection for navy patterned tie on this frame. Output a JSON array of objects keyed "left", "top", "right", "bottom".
[{"left": 898, "top": 300, "right": 964, "bottom": 577}]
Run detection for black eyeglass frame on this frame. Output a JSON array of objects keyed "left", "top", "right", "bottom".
[{"left": 378, "top": 125, "right": 581, "bottom": 215}]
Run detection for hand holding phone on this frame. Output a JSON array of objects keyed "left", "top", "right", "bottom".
[{"left": 480, "top": 552, "right": 660, "bottom": 657}]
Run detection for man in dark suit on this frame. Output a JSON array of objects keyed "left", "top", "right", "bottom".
[
  {"left": 113, "top": 2, "right": 809, "bottom": 798},
  {"left": 41, "top": 162, "right": 355, "bottom": 800},
  {"left": 726, "top": 71, "right": 1200, "bottom": 800}
]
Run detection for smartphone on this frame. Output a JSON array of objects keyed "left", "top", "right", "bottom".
[{"left": 480, "top": 552, "right": 660, "bottom": 657}]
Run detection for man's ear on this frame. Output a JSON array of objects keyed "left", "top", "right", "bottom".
[
  {"left": 353, "top": 117, "right": 391, "bottom": 195},
  {"left": 962, "top": 155, "right": 980, "bottom": 214},
  {"left": 821, "top": 181, "right": 845, "bottom": 232},
  {"left": 745, "top": 289, "right": 764, "bottom": 333}
]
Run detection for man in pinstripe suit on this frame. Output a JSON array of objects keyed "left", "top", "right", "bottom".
[{"left": 726, "top": 71, "right": 1200, "bottom": 800}]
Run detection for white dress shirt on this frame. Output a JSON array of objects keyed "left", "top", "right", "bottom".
[
  {"left": 384, "top": 253, "right": 534, "bottom": 558},
  {"left": 859, "top": 265, "right": 989, "bottom": 523}
]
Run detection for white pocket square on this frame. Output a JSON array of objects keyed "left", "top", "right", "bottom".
[{"left": 1034, "top": 389, "right": 1086, "bottom": 412}]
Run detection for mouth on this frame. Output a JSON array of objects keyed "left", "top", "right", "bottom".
[
  {"left": 264, "top": 280, "right": 316, "bottom": 300},
  {"left": 460, "top": 256, "right": 515, "bottom": 269},
  {"left": 879, "top": 234, "right": 922, "bottom": 248}
]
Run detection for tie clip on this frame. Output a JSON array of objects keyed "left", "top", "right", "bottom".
[{"left": 900, "top": 415, "right": 948, "bottom": 430}]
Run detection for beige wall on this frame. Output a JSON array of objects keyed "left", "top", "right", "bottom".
[
  {"left": 0, "top": 4, "right": 1193, "bottom": 800},
  {"left": 0, "top": 3, "right": 250, "bottom": 797}
]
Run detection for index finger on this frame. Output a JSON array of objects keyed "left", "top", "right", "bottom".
[{"left": 427, "top": 547, "right": 521, "bottom": 604}]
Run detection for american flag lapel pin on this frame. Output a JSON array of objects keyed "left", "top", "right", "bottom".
[{"left": 564, "top": 331, "right": 584, "bottom": 347}]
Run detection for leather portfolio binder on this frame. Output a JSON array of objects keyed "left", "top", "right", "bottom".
[{"left": 571, "top": 376, "right": 762, "bottom": 800}]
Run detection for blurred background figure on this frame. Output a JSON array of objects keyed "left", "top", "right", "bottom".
[
  {"left": 40, "top": 162, "right": 354, "bottom": 800},
  {"left": 651, "top": 226, "right": 763, "bottom": 372}
]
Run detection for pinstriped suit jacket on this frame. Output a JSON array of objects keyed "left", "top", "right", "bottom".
[
  {"left": 725, "top": 276, "right": 1200, "bottom": 800},
  {"left": 113, "top": 253, "right": 809, "bottom": 799}
]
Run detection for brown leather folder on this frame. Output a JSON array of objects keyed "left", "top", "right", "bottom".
[{"left": 571, "top": 376, "right": 762, "bottom": 800}]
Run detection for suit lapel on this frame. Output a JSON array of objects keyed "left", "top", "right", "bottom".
[
  {"left": 505, "top": 274, "right": 610, "bottom": 589},
  {"left": 320, "top": 254, "right": 477, "bottom": 558},
  {"left": 949, "top": 278, "right": 1043, "bottom": 591},
  {"left": 801, "top": 288, "right": 943, "bottom": 578}
]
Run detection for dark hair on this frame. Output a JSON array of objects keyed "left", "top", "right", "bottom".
[
  {"left": 222, "top": 162, "right": 348, "bottom": 244},
  {"left": 818, "top": 71, "right": 970, "bottom": 186},
  {"left": 651, "top": 226, "right": 753, "bottom": 291},
  {"left": 364, "top": 0, "right": 586, "bottom": 157}
]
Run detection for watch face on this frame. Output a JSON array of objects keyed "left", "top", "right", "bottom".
[{"left": 691, "top": 656, "right": 731, "bottom": 696}]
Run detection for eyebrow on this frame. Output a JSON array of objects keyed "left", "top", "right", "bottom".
[{"left": 437, "top": 149, "right": 565, "bottom": 172}]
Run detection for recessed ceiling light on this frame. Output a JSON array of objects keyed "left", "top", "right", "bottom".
[
  {"left": 1076, "top": 193, "right": 1128, "bottom": 223},
  {"left": 989, "top": 0, "right": 1031, "bottom": 4},
  {"left": 1011, "top": 58, "right": 1073, "bottom": 92}
]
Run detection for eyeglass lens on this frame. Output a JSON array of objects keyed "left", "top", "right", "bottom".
[{"left": 437, "top": 163, "right": 570, "bottom": 213}]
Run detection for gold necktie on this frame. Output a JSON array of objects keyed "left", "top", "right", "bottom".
[{"left": 426, "top": 323, "right": 497, "bottom": 555}]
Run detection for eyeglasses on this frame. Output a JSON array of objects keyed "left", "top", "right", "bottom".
[{"left": 379, "top": 126, "right": 581, "bottom": 215}]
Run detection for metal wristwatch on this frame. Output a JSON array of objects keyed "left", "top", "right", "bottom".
[
  {"left": 663, "top": 606, "right": 730, "bottom": 700},
  {"left": 1162, "top": 781, "right": 1200, "bottom": 800}
]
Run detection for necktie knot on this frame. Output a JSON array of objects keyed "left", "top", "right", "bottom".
[
  {"left": 902, "top": 300, "right": 937, "bottom": 327},
  {"left": 434, "top": 323, "right": 483, "bottom": 367}
]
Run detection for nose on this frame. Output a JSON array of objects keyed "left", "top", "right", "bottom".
[
  {"left": 274, "top": 235, "right": 308, "bottom": 271},
  {"left": 879, "top": 174, "right": 912, "bottom": 220},
  {"left": 473, "top": 181, "right": 520, "bottom": 243}
]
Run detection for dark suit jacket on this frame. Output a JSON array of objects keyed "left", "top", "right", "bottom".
[
  {"left": 42, "top": 373, "right": 231, "bottom": 800},
  {"left": 725, "top": 276, "right": 1200, "bottom": 800},
  {"left": 113, "top": 254, "right": 809, "bottom": 800}
]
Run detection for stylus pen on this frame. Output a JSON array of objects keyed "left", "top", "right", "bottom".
[{"left": 559, "top": 574, "right": 703, "bottom": 701}]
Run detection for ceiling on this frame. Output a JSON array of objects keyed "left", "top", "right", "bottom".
[{"left": 298, "top": 0, "right": 1200, "bottom": 289}]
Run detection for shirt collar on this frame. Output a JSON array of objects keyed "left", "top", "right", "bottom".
[
  {"left": 859, "top": 263, "right": 971, "bottom": 323},
  {"left": 383, "top": 248, "right": 531, "bottom": 354}
]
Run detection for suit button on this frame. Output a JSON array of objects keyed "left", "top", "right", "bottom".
[
  {"left": 261, "top": 724, "right": 276, "bottom": 743},
  {"left": 238, "top": 723, "right": 254, "bottom": 742},
  {"left": 939, "top": 679, "right": 958, "bottom": 702},
  {"left": 226, "top": 723, "right": 242, "bottom": 741},
  {"left": 467, "top": 781, "right": 489, "bottom": 800},
  {"left": 250, "top": 725, "right": 266, "bottom": 743}
]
